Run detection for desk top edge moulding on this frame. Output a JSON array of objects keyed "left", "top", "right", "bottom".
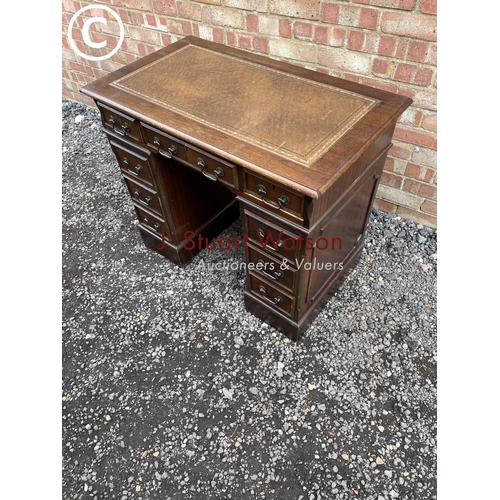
[
  {"left": 81, "top": 36, "right": 412, "bottom": 340},
  {"left": 81, "top": 36, "right": 411, "bottom": 199}
]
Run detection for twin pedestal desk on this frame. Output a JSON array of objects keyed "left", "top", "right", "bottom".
[{"left": 81, "top": 36, "right": 411, "bottom": 340}]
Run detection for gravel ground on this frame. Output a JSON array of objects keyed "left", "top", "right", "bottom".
[{"left": 62, "top": 99, "right": 437, "bottom": 500}]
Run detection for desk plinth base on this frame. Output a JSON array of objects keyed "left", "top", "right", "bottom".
[{"left": 244, "top": 244, "right": 363, "bottom": 341}]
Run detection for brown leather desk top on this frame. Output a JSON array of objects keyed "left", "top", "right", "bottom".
[{"left": 82, "top": 36, "right": 411, "bottom": 198}]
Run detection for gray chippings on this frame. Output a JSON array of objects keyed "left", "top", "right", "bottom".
[{"left": 62, "top": 100, "right": 437, "bottom": 499}]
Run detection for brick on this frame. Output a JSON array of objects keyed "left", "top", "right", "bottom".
[
  {"left": 352, "top": 0, "right": 416, "bottom": 9},
  {"left": 294, "top": 21, "right": 314, "bottom": 40},
  {"left": 126, "top": 26, "right": 161, "bottom": 45},
  {"left": 248, "top": 15, "right": 286, "bottom": 36},
  {"left": 337, "top": 6, "right": 361, "bottom": 27},
  {"left": 322, "top": 3, "right": 339, "bottom": 24},
  {"left": 120, "top": 0, "right": 153, "bottom": 10},
  {"left": 422, "top": 168, "right": 436, "bottom": 183},
  {"left": 144, "top": 14, "right": 158, "bottom": 27},
  {"left": 363, "top": 32, "right": 380, "bottom": 53},
  {"left": 381, "top": 171, "right": 403, "bottom": 189},
  {"left": 372, "top": 58, "right": 392, "bottom": 77},
  {"left": 225, "top": 0, "right": 268, "bottom": 12},
  {"left": 399, "top": 107, "right": 423, "bottom": 127},
  {"left": 379, "top": 36, "right": 407, "bottom": 59},
  {"left": 377, "top": 185, "right": 424, "bottom": 210},
  {"left": 404, "top": 162, "right": 422, "bottom": 179},
  {"left": 403, "top": 179, "right": 437, "bottom": 200},
  {"left": 389, "top": 140, "right": 414, "bottom": 160},
  {"left": 420, "top": 0, "right": 437, "bottom": 15},
  {"left": 328, "top": 27, "right": 346, "bottom": 47},
  {"left": 252, "top": 35, "right": 268, "bottom": 53},
  {"left": 201, "top": 6, "right": 245, "bottom": 29},
  {"left": 344, "top": 73, "right": 362, "bottom": 83},
  {"left": 62, "top": 0, "right": 79, "bottom": 13},
  {"left": 191, "top": 0, "right": 221, "bottom": 4},
  {"left": 161, "top": 33, "right": 172, "bottom": 45},
  {"left": 313, "top": 26, "right": 329, "bottom": 45},
  {"left": 176, "top": 2, "right": 202, "bottom": 20},
  {"left": 279, "top": 19, "right": 292, "bottom": 37},
  {"left": 246, "top": 14, "right": 258, "bottom": 32},
  {"left": 152, "top": 0, "right": 177, "bottom": 14},
  {"left": 382, "top": 12, "right": 437, "bottom": 41},
  {"left": 407, "top": 40, "right": 428, "bottom": 62},
  {"left": 123, "top": 39, "right": 149, "bottom": 56},
  {"left": 238, "top": 35, "right": 252, "bottom": 50},
  {"left": 412, "top": 146, "right": 437, "bottom": 167},
  {"left": 394, "top": 63, "right": 433, "bottom": 86},
  {"left": 398, "top": 87, "right": 437, "bottom": 111},
  {"left": 421, "top": 112, "right": 437, "bottom": 132},
  {"left": 359, "top": 7, "right": 379, "bottom": 30},
  {"left": 99, "top": 59, "right": 124, "bottom": 74},
  {"left": 226, "top": 31, "right": 237, "bottom": 46},
  {"left": 420, "top": 200, "right": 437, "bottom": 216},
  {"left": 394, "top": 125, "right": 437, "bottom": 149},
  {"left": 269, "top": 39, "right": 316, "bottom": 62},
  {"left": 361, "top": 76, "right": 399, "bottom": 93},
  {"left": 313, "top": 26, "right": 345, "bottom": 46},
  {"left": 270, "top": 0, "right": 320, "bottom": 20},
  {"left": 317, "top": 46, "right": 372, "bottom": 74},
  {"left": 396, "top": 207, "right": 436, "bottom": 228},
  {"left": 258, "top": 16, "right": 281, "bottom": 37},
  {"left": 373, "top": 198, "right": 398, "bottom": 214},
  {"left": 348, "top": 31, "right": 365, "bottom": 51},
  {"left": 197, "top": 24, "right": 213, "bottom": 40}
]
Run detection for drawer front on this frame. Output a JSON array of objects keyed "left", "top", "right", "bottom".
[
  {"left": 249, "top": 273, "right": 295, "bottom": 318},
  {"left": 134, "top": 204, "right": 171, "bottom": 241},
  {"left": 142, "top": 122, "right": 239, "bottom": 190},
  {"left": 247, "top": 244, "right": 297, "bottom": 294},
  {"left": 244, "top": 171, "right": 305, "bottom": 220},
  {"left": 245, "top": 211, "right": 301, "bottom": 264},
  {"left": 97, "top": 102, "right": 142, "bottom": 142},
  {"left": 123, "top": 177, "right": 163, "bottom": 217},
  {"left": 141, "top": 123, "right": 189, "bottom": 163},
  {"left": 110, "top": 142, "right": 155, "bottom": 188},
  {"left": 186, "top": 148, "right": 239, "bottom": 190}
]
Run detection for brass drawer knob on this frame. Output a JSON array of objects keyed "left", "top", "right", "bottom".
[
  {"left": 153, "top": 137, "right": 177, "bottom": 158},
  {"left": 256, "top": 228, "right": 283, "bottom": 251},
  {"left": 197, "top": 158, "right": 224, "bottom": 181},
  {"left": 259, "top": 285, "right": 283, "bottom": 304},
  {"left": 257, "top": 184, "right": 289, "bottom": 209},
  {"left": 257, "top": 259, "right": 284, "bottom": 280}
]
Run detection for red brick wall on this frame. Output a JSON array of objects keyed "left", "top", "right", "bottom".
[{"left": 62, "top": 0, "right": 437, "bottom": 227}]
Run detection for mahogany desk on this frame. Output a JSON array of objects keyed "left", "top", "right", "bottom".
[{"left": 81, "top": 36, "right": 411, "bottom": 340}]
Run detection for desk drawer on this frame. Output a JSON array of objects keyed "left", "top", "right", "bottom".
[
  {"left": 245, "top": 210, "right": 301, "bottom": 264},
  {"left": 249, "top": 273, "right": 295, "bottom": 318},
  {"left": 110, "top": 141, "right": 154, "bottom": 188},
  {"left": 134, "top": 204, "right": 171, "bottom": 241},
  {"left": 141, "top": 123, "right": 189, "bottom": 163},
  {"left": 247, "top": 244, "right": 297, "bottom": 294},
  {"left": 244, "top": 171, "right": 305, "bottom": 220},
  {"left": 123, "top": 177, "right": 163, "bottom": 217},
  {"left": 141, "top": 123, "right": 238, "bottom": 189},
  {"left": 186, "top": 147, "right": 239, "bottom": 190},
  {"left": 97, "top": 102, "right": 142, "bottom": 143}
]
